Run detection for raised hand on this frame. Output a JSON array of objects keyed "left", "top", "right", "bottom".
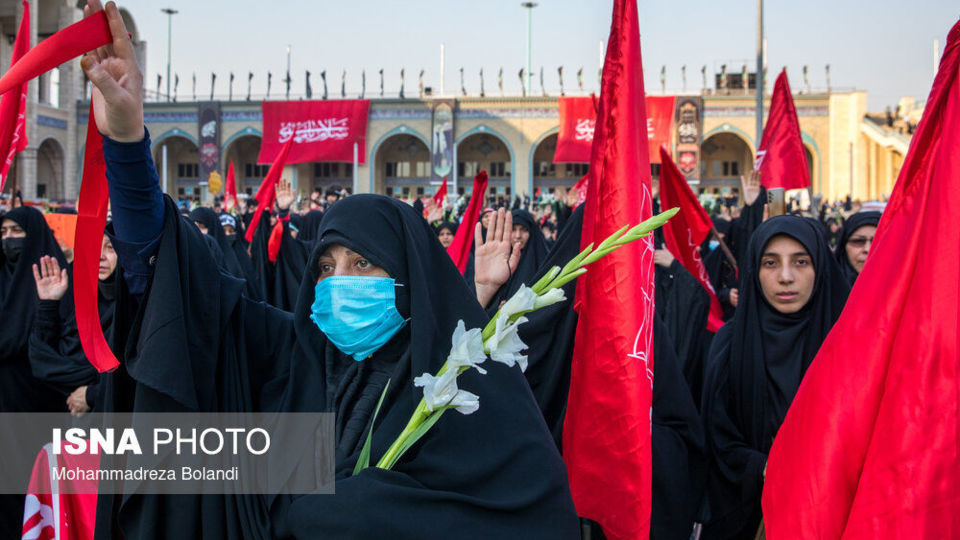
[
  {"left": 740, "top": 169, "right": 762, "bottom": 207},
  {"left": 425, "top": 200, "right": 443, "bottom": 224},
  {"left": 473, "top": 208, "right": 521, "bottom": 308},
  {"left": 276, "top": 177, "right": 295, "bottom": 210},
  {"left": 80, "top": 1, "right": 144, "bottom": 143},
  {"left": 33, "top": 256, "right": 69, "bottom": 301}
]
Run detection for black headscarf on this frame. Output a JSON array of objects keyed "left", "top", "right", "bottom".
[
  {"left": 297, "top": 209, "right": 325, "bottom": 243},
  {"left": 835, "top": 211, "right": 882, "bottom": 287},
  {"left": 249, "top": 209, "right": 308, "bottom": 311},
  {"left": 263, "top": 194, "right": 580, "bottom": 539},
  {"left": 701, "top": 215, "right": 850, "bottom": 538},
  {"left": 435, "top": 220, "right": 457, "bottom": 237}
]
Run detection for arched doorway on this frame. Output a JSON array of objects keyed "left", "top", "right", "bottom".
[
  {"left": 152, "top": 135, "right": 200, "bottom": 201},
  {"left": 457, "top": 132, "right": 512, "bottom": 199},
  {"left": 373, "top": 133, "right": 431, "bottom": 198},
  {"left": 36, "top": 139, "right": 64, "bottom": 200},
  {"left": 531, "top": 133, "right": 584, "bottom": 195},
  {"left": 222, "top": 134, "right": 265, "bottom": 196},
  {"left": 803, "top": 145, "right": 815, "bottom": 189},
  {"left": 700, "top": 132, "right": 754, "bottom": 192}
]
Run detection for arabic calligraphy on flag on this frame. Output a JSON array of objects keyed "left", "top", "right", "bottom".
[
  {"left": 259, "top": 100, "right": 370, "bottom": 164},
  {"left": 554, "top": 96, "right": 676, "bottom": 164}
]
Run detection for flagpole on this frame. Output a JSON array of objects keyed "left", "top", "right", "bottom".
[
  {"left": 352, "top": 142, "right": 359, "bottom": 195},
  {"left": 755, "top": 0, "right": 764, "bottom": 143}
]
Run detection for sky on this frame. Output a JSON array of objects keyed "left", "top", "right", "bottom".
[{"left": 118, "top": 0, "right": 959, "bottom": 111}]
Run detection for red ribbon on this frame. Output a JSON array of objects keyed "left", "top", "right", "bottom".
[
  {"left": 267, "top": 215, "right": 288, "bottom": 263},
  {"left": 446, "top": 171, "right": 489, "bottom": 273},
  {"left": 73, "top": 102, "right": 118, "bottom": 372},
  {"left": 244, "top": 139, "right": 294, "bottom": 244},
  {"left": 0, "top": 10, "right": 111, "bottom": 96}
]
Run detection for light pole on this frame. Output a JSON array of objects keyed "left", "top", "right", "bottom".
[
  {"left": 521, "top": 2, "right": 537, "bottom": 96},
  {"left": 755, "top": 0, "right": 764, "bottom": 144},
  {"left": 162, "top": 8, "right": 178, "bottom": 102}
]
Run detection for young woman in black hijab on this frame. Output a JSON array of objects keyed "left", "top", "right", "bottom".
[
  {"left": 217, "top": 211, "right": 263, "bottom": 299},
  {"left": 190, "top": 206, "right": 263, "bottom": 300},
  {"left": 0, "top": 206, "right": 73, "bottom": 539},
  {"left": 834, "top": 210, "right": 881, "bottom": 287},
  {"left": 434, "top": 220, "right": 457, "bottom": 249},
  {"left": 700, "top": 216, "right": 850, "bottom": 540},
  {"left": 28, "top": 233, "right": 119, "bottom": 416},
  {"left": 249, "top": 179, "right": 310, "bottom": 311}
]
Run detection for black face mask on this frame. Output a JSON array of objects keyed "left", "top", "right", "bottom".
[
  {"left": 2, "top": 237, "right": 25, "bottom": 263},
  {"left": 225, "top": 234, "right": 237, "bottom": 246}
]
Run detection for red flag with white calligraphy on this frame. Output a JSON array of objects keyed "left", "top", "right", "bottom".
[
  {"left": 258, "top": 100, "right": 369, "bottom": 164},
  {"left": 0, "top": 1, "right": 30, "bottom": 193},
  {"left": 555, "top": 95, "right": 675, "bottom": 164}
]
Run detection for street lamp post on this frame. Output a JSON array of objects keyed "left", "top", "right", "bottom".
[
  {"left": 162, "top": 8, "right": 178, "bottom": 102},
  {"left": 521, "top": 2, "right": 537, "bottom": 96},
  {"left": 755, "top": 0, "right": 764, "bottom": 144}
]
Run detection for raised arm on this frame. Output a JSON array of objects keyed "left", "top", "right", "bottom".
[{"left": 81, "top": 0, "right": 164, "bottom": 295}]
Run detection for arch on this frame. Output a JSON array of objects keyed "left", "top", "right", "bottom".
[
  {"left": 36, "top": 138, "right": 64, "bottom": 200},
  {"left": 151, "top": 127, "right": 199, "bottom": 149},
  {"left": 456, "top": 125, "right": 516, "bottom": 196},
  {"left": 221, "top": 133, "right": 265, "bottom": 196},
  {"left": 527, "top": 127, "right": 560, "bottom": 194},
  {"left": 367, "top": 125, "right": 431, "bottom": 194},
  {"left": 700, "top": 131, "right": 754, "bottom": 190},
  {"left": 370, "top": 131, "right": 432, "bottom": 197},
  {"left": 702, "top": 124, "right": 756, "bottom": 155},
  {"left": 800, "top": 131, "right": 822, "bottom": 193},
  {"left": 222, "top": 126, "right": 263, "bottom": 156},
  {"left": 151, "top": 135, "right": 200, "bottom": 200}
]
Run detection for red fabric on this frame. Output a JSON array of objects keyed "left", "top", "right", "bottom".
[
  {"left": 432, "top": 177, "right": 448, "bottom": 208},
  {"left": 224, "top": 160, "right": 237, "bottom": 212},
  {"left": 244, "top": 138, "right": 294, "bottom": 244},
  {"left": 446, "top": 171, "right": 488, "bottom": 273},
  {"left": 762, "top": 19, "right": 960, "bottom": 539},
  {"left": 258, "top": 100, "right": 369, "bottom": 164},
  {"left": 0, "top": 1, "right": 30, "bottom": 193},
  {"left": 73, "top": 102, "right": 118, "bottom": 373},
  {"left": 22, "top": 443, "right": 97, "bottom": 540},
  {"left": 572, "top": 174, "right": 588, "bottom": 208},
  {"left": 0, "top": 10, "right": 110, "bottom": 96},
  {"left": 755, "top": 70, "right": 810, "bottom": 190},
  {"left": 267, "top": 215, "right": 288, "bottom": 263},
  {"left": 562, "top": 0, "right": 654, "bottom": 537},
  {"left": 555, "top": 95, "right": 675, "bottom": 164},
  {"left": 657, "top": 146, "right": 724, "bottom": 332}
]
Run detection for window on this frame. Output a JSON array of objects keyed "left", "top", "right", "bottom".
[
  {"left": 385, "top": 187, "right": 394, "bottom": 197},
  {"left": 245, "top": 163, "right": 269, "bottom": 177},
  {"left": 458, "top": 161, "right": 480, "bottom": 178},
  {"left": 178, "top": 163, "right": 199, "bottom": 178},
  {"left": 489, "top": 162, "right": 507, "bottom": 177},
  {"left": 401, "top": 187, "right": 410, "bottom": 196},
  {"left": 721, "top": 161, "right": 740, "bottom": 177},
  {"left": 535, "top": 161, "right": 555, "bottom": 177},
  {"left": 386, "top": 162, "right": 411, "bottom": 178},
  {"left": 565, "top": 163, "right": 589, "bottom": 177},
  {"left": 415, "top": 161, "right": 430, "bottom": 177},
  {"left": 37, "top": 184, "right": 47, "bottom": 198},
  {"left": 416, "top": 187, "right": 424, "bottom": 196}
]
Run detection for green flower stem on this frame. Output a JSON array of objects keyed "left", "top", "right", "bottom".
[{"left": 374, "top": 207, "right": 679, "bottom": 471}]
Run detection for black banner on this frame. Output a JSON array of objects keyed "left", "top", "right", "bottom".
[
  {"left": 675, "top": 97, "right": 702, "bottom": 179},
  {"left": 198, "top": 102, "right": 222, "bottom": 191}
]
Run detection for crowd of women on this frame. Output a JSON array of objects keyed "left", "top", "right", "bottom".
[{"left": 0, "top": 3, "right": 888, "bottom": 539}]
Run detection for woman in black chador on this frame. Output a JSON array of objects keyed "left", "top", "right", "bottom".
[
  {"left": 700, "top": 216, "right": 850, "bottom": 539},
  {"left": 84, "top": 5, "right": 578, "bottom": 536},
  {"left": 834, "top": 211, "right": 881, "bottom": 287}
]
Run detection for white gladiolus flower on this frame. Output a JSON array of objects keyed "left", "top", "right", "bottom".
[
  {"left": 414, "top": 371, "right": 480, "bottom": 415},
  {"left": 499, "top": 285, "right": 538, "bottom": 319},
  {"left": 534, "top": 287, "right": 567, "bottom": 309},
  {"left": 485, "top": 316, "right": 530, "bottom": 372},
  {"left": 447, "top": 320, "right": 488, "bottom": 374}
]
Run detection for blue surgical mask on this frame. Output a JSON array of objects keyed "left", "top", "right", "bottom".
[
  {"left": 310, "top": 275, "right": 407, "bottom": 362},
  {"left": 709, "top": 240, "right": 720, "bottom": 251}
]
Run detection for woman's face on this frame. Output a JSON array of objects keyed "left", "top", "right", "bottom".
[
  {"left": 99, "top": 235, "right": 118, "bottom": 281},
  {"left": 0, "top": 218, "right": 25, "bottom": 239},
  {"left": 844, "top": 224, "right": 876, "bottom": 274},
  {"left": 194, "top": 221, "right": 209, "bottom": 235},
  {"left": 222, "top": 224, "right": 236, "bottom": 236},
  {"left": 758, "top": 234, "right": 816, "bottom": 314},
  {"left": 511, "top": 224, "right": 530, "bottom": 250},
  {"left": 316, "top": 244, "right": 390, "bottom": 283},
  {"left": 481, "top": 211, "right": 494, "bottom": 230},
  {"left": 437, "top": 228, "right": 455, "bottom": 249}
]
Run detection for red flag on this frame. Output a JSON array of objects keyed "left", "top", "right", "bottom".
[
  {"left": 446, "top": 171, "right": 488, "bottom": 273},
  {"left": 432, "top": 176, "right": 448, "bottom": 208},
  {"left": 22, "top": 443, "right": 98, "bottom": 540},
  {"left": 224, "top": 160, "right": 237, "bottom": 212},
  {"left": 0, "top": 10, "right": 110, "bottom": 96},
  {"left": 555, "top": 95, "right": 675, "bottom": 164},
  {"left": 562, "top": 0, "right": 654, "bottom": 537},
  {"left": 73, "top": 102, "right": 117, "bottom": 373},
  {"left": 0, "top": 1, "right": 30, "bottom": 193},
  {"left": 244, "top": 138, "right": 293, "bottom": 244},
  {"left": 658, "top": 146, "right": 725, "bottom": 332},
  {"left": 762, "top": 20, "right": 960, "bottom": 539},
  {"left": 258, "top": 100, "right": 369, "bottom": 164},
  {"left": 754, "top": 70, "right": 809, "bottom": 191}
]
